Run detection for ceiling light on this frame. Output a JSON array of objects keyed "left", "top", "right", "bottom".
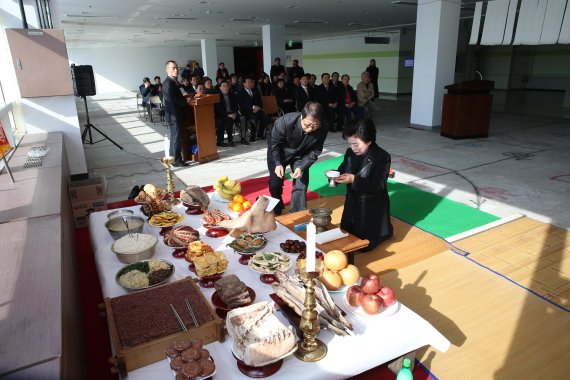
[
  {"left": 390, "top": 1, "right": 418, "bottom": 5},
  {"left": 174, "top": 14, "right": 185, "bottom": 17},
  {"left": 155, "top": 17, "right": 197, "bottom": 20},
  {"left": 293, "top": 20, "right": 326, "bottom": 24},
  {"left": 286, "top": 5, "right": 299, "bottom": 9},
  {"left": 65, "top": 14, "right": 117, "bottom": 18}
]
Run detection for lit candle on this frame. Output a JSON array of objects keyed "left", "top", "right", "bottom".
[
  {"left": 306, "top": 221, "right": 316, "bottom": 272},
  {"left": 164, "top": 135, "right": 170, "bottom": 158}
]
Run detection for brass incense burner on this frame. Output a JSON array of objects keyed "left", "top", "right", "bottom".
[
  {"left": 294, "top": 259, "right": 327, "bottom": 362},
  {"left": 309, "top": 207, "right": 332, "bottom": 234}
]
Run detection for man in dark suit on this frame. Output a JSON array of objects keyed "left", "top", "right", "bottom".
[
  {"left": 162, "top": 60, "right": 189, "bottom": 167},
  {"left": 214, "top": 81, "right": 239, "bottom": 147},
  {"left": 338, "top": 74, "right": 365, "bottom": 129},
  {"left": 267, "top": 102, "right": 328, "bottom": 215},
  {"left": 270, "top": 57, "right": 286, "bottom": 83},
  {"left": 286, "top": 59, "right": 305, "bottom": 84},
  {"left": 237, "top": 77, "right": 270, "bottom": 142},
  {"left": 139, "top": 77, "right": 157, "bottom": 108},
  {"left": 316, "top": 73, "right": 339, "bottom": 132},
  {"left": 295, "top": 74, "right": 315, "bottom": 112},
  {"left": 366, "top": 59, "right": 380, "bottom": 98}
]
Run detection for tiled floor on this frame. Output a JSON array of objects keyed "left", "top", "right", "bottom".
[{"left": 78, "top": 92, "right": 570, "bottom": 230}]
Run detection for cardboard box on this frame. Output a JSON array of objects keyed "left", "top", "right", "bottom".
[
  {"left": 72, "top": 199, "right": 106, "bottom": 228},
  {"left": 69, "top": 176, "right": 107, "bottom": 202}
]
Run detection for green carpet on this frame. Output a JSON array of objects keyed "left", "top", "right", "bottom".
[{"left": 288, "top": 155, "right": 501, "bottom": 238}]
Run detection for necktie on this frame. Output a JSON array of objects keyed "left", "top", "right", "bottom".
[
  {"left": 247, "top": 89, "right": 253, "bottom": 97},
  {"left": 303, "top": 86, "right": 308, "bottom": 96}
]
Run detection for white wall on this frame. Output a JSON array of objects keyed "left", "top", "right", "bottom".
[
  {"left": 68, "top": 45, "right": 236, "bottom": 93},
  {"left": 302, "top": 33, "right": 401, "bottom": 93},
  {"left": 21, "top": 96, "right": 87, "bottom": 175}
]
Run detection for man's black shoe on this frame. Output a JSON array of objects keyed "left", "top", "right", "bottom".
[
  {"left": 128, "top": 185, "right": 140, "bottom": 199},
  {"left": 240, "top": 138, "right": 249, "bottom": 145},
  {"left": 173, "top": 162, "right": 189, "bottom": 167},
  {"left": 220, "top": 142, "right": 229, "bottom": 147},
  {"left": 250, "top": 137, "right": 256, "bottom": 143},
  {"left": 228, "top": 141, "right": 235, "bottom": 147}
]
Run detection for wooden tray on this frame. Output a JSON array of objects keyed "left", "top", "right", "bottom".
[{"left": 103, "top": 277, "right": 225, "bottom": 376}]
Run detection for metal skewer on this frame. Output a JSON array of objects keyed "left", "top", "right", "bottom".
[
  {"left": 185, "top": 298, "right": 200, "bottom": 328},
  {"left": 170, "top": 304, "right": 187, "bottom": 332}
]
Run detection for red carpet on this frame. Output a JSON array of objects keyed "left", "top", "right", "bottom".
[{"left": 77, "top": 177, "right": 435, "bottom": 379}]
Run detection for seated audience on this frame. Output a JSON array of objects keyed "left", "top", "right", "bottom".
[
  {"left": 214, "top": 81, "right": 239, "bottom": 147},
  {"left": 270, "top": 57, "right": 286, "bottom": 82},
  {"left": 154, "top": 76, "right": 163, "bottom": 101},
  {"left": 257, "top": 74, "right": 272, "bottom": 96},
  {"left": 192, "top": 62, "right": 204, "bottom": 81},
  {"left": 295, "top": 74, "right": 315, "bottom": 111},
  {"left": 316, "top": 73, "right": 339, "bottom": 132},
  {"left": 339, "top": 74, "right": 365, "bottom": 125},
  {"left": 237, "top": 77, "right": 271, "bottom": 142},
  {"left": 181, "top": 64, "right": 193, "bottom": 80},
  {"left": 203, "top": 77, "right": 214, "bottom": 94},
  {"left": 181, "top": 77, "right": 194, "bottom": 95},
  {"left": 139, "top": 77, "right": 157, "bottom": 108},
  {"left": 271, "top": 79, "right": 295, "bottom": 114},
  {"left": 356, "top": 71, "right": 379, "bottom": 115},
  {"left": 286, "top": 59, "right": 305, "bottom": 84}
]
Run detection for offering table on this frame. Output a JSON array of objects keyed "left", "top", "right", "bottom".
[{"left": 88, "top": 195, "right": 449, "bottom": 379}]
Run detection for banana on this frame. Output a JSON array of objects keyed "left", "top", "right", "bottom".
[
  {"left": 217, "top": 176, "right": 229, "bottom": 183},
  {"left": 213, "top": 182, "right": 222, "bottom": 192},
  {"left": 217, "top": 188, "right": 234, "bottom": 200},
  {"left": 224, "top": 179, "right": 236, "bottom": 188}
]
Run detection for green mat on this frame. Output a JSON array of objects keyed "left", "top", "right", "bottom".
[{"left": 288, "top": 155, "right": 500, "bottom": 238}]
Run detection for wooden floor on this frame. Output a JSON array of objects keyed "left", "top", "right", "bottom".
[
  {"left": 454, "top": 217, "right": 570, "bottom": 309},
  {"left": 295, "top": 200, "right": 570, "bottom": 379},
  {"left": 383, "top": 251, "right": 570, "bottom": 379}
]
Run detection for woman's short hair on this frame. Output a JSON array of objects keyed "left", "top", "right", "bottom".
[
  {"left": 301, "top": 102, "right": 324, "bottom": 122},
  {"left": 342, "top": 118, "right": 376, "bottom": 143}
]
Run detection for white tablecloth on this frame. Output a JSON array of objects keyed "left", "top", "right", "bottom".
[{"left": 88, "top": 197, "right": 449, "bottom": 379}]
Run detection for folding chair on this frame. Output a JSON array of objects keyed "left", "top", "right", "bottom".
[
  {"left": 262, "top": 95, "right": 284, "bottom": 121},
  {"left": 136, "top": 93, "right": 144, "bottom": 118},
  {"left": 149, "top": 96, "right": 164, "bottom": 123}
]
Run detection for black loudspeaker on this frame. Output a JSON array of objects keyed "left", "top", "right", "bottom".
[{"left": 70, "top": 64, "right": 96, "bottom": 97}]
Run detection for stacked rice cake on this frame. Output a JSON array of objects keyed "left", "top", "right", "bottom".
[
  {"left": 215, "top": 275, "right": 252, "bottom": 308},
  {"left": 194, "top": 251, "right": 227, "bottom": 277}
]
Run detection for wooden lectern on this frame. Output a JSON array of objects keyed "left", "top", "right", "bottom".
[
  {"left": 183, "top": 94, "right": 220, "bottom": 163},
  {"left": 441, "top": 80, "right": 494, "bottom": 139}
]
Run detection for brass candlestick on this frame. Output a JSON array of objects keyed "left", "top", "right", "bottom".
[
  {"left": 161, "top": 157, "right": 180, "bottom": 206},
  {"left": 294, "top": 259, "right": 327, "bottom": 362}
]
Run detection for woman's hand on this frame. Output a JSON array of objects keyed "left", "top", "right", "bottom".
[{"left": 335, "top": 173, "right": 354, "bottom": 184}]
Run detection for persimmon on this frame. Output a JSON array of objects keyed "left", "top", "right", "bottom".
[
  {"left": 232, "top": 202, "right": 244, "bottom": 212},
  {"left": 233, "top": 194, "right": 245, "bottom": 203}
]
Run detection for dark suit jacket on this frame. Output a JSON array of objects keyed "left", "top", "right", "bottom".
[
  {"left": 295, "top": 85, "right": 315, "bottom": 111},
  {"left": 316, "top": 84, "right": 338, "bottom": 107},
  {"left": 237, "top": 87, "right": 263, "bottom": 117},
  {"left": 214, "top": 92, "right": 239, "bottom": 119},
  {"left": 338, "top": 143, "right": 392, "bottom": 241},
  {"left": 286, "top": 66, "right": 305, "bottom": 82},
  {"left": 270, "top": 64, "right": 285, "bottom": 80},
  {"left": 339, "top": 84, "right": 357, "bottom": 106},
  {"left": 268, "top": 112, "right": 328, "bottom": 171},
  {"left": 162, "top": 76, "right": 187, "bottom": 122}
]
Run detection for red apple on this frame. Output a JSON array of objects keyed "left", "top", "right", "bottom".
[
  {"left": 361, "top": 294, "right": 383, "bottom": 315},
  {"left": 347, "top": 285, "right": 365, "bottom": 307},
  {"left": 377, "top": 286, "right": 396, "bottom": 307},
  {"left": 360, "top": 274, "right": 381, "bottom": 294}
]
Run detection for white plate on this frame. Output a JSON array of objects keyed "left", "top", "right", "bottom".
[
  {"left": 342, "top": 297, "right": 400, "bottom": 318},
  {"left": 212, "top": 191, "right": 230, "bottom": 203},
  {"left": 232, "top": 344, "right": 297, "bottom": 367},
  {"left": 248, "top": 252, "right": 292, "bottom": 274}
]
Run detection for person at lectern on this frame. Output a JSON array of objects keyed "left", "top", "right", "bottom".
[
  {"left": 162, "top": 60, "right": 189, "bottom": 167},
  {"left": 335, "top": 118, "right": 393, "bottom": 251}
]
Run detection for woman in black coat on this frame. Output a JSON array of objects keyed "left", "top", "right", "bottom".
[{"left": 335, "top": 118, "right": 393, "bottom": 251}]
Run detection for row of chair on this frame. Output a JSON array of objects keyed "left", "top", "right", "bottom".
[{"left": 136, "top": 93, "right": 284, "bottom": 125}]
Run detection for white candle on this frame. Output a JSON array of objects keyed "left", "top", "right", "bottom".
[
  {"left": 306, "top": 221, "right": 316, "bottom": 272},
  {"left": 163, "top": 135, "right": 170, "bottom": 158}
]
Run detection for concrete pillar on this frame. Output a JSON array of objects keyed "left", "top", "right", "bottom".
[
  {"left": 200, "top": 38, "right": 218, "bottom": 79},
  {"left": 262, "top": 25, "right": 286, "bottom": 75},
  {"left": 410, "top": 0, "right": 461, "bottom": 129}
]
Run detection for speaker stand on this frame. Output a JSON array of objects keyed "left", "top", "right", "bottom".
[{"left": 81, "top": 96, "right": 123, "bottom": 150}]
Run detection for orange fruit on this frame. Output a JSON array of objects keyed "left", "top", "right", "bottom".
[
  {"left": 242, "top": 200, "right": 252, "bottom": 209},
  {"left": 232, "top": 202, "right": 244, "bottom": 212},
  {"left": 233, "top": 194, "right": 245, "bottom": 203},
  {"left": 228, "top": 200, "right": 236, "bottom": 210}
]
